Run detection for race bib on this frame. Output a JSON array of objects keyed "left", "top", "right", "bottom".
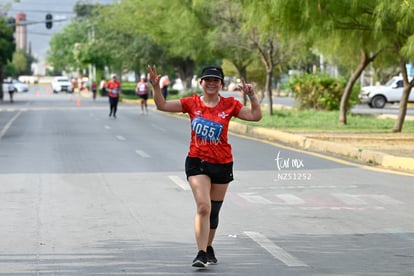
[
  {"left": 112, "top": 89, "right": 119, "bottom": 94},
  {"left": 191, "top": 117, "right": 223, "bottom": 142}
]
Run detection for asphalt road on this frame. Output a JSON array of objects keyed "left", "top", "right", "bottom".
[{"left": 0, "top": 87, "right": 413, "bottom": 275}]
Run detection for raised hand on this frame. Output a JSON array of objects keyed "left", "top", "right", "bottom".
[
  {"left": 238, "top": 79, "right": 255, "bottom": 97},
  {"left": 147, "top": 64, "right": 160, "bottom": 87}
]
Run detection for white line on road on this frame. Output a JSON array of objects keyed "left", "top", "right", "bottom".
[
  {"left": 276, "top": 194, "right": 305, "bottom": 205},
  {"left": 364, "top": 194, "right": 403, "bottom": 205},
  {"left": 168, "top": 175, "right": 190, "bottom": 191},
  {"left": 104, "top": 125, "right": 111, "bottom": 130},
  {"left": 332, "top": 193, "right": 367, "bottom": 205},
  {"left": 151, "top": 123, "right": 167, "bottom": 132},
  {"left": 238, "top": 193, "right": 273, "bottom": 204},
  {"left": 244, "top": 231, "right": 308, "bottom": 267},
  {"left": 116, "top": 135, "right": 126, "bottom": 141},
  {"left": 0, "top": 111, "right": 22, "bottom": 140},
  {"left": 135, "top": 150, "right": 151, "bottom": 158}
]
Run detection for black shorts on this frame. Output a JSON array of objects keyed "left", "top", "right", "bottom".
[
  {"left": 185, "top": 156, "right": 234, "bottom": 184},
  {"left": 138, "top": 94, "right": 148, "bottom": 100}
]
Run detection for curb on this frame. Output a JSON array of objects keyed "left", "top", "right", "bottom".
[{"left": 229, "top": 121, "right": 414, "bottom": 173}]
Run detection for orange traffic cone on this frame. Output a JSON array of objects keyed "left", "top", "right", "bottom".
[{"left": 76, "top": 98, "right": 81, "bottom": 106}]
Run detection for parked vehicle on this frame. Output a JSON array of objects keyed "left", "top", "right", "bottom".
[
  {"left": 359, "top": 76, "right": 414, "bottom": 108},
  {"left": 2, "top": 79, "right": 29, "bottom": 93},
  {"left": 51, "top": 76, "right": 73, "bottom": 93},
  {"left": 10, "top": 79, "right": 29, "bottom": 92}
]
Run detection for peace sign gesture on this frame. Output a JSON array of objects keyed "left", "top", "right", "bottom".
[
  {"left": 238, "top": 79, "right": 255, "bottom": 98},
  {"left": 147, "top": 64, "right": 160, "bottom": 87}
]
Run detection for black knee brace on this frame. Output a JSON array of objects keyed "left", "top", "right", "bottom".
[{"left": 210, "top": 200, "right": 223, "bottom": 229}]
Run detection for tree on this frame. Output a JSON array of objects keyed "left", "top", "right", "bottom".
[
  {"left": 12, "top": 49, "right": 35, "bottom": 76},
  {"left": 241, "top": 1, "right": 307, "bottom": 115},
  {"left": 197, "top": 0, "right": 255, "bottom": 105},
  {"left": 108, "top": 0, "right": 215, "bottom": 88},
  {"left": 371, "top": 0, "right": 414, "bottom": 132},
  {"left": 310, "top": 1, "right": 384, "bottom": 125},
  {"left": 47, "top": 20, "right": 89, "bottom": 74},
  {"left": 90, "top": 4, "right": 166, "bottom": 77},
  {"left": 258, "top": 0, "right": 382, "bottom": 123},
  {"left": 260, "top": 0, "right": 414, "bottom": 132},
  {"left": 0, "top": 17, "right": 16, "bottom": 102}
]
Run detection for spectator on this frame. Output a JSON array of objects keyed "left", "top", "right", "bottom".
[{"left": 159, "top": 74, "right": 170, "bottom": 99}]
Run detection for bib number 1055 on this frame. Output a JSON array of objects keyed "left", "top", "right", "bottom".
[{"left": 191, "top": 117, "right": 223, "bottom": 142}]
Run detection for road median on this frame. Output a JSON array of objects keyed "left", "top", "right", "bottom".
[{"left": 229, "top": 121, "right": 414, "bottom": 173}]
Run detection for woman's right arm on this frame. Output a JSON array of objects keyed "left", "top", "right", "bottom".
[{"left": 148, "top": 65, "right": 183, "bottom": 112}]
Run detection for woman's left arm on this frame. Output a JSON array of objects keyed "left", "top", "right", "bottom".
[{"left": 237, "top": 80, "right": 262, "bottom": 122}]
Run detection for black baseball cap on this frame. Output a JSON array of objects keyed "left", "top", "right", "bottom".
[{"left": 200, "top": 66, "right": 224, "bottom": 81}]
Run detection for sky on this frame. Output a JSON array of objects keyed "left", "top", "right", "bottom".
[{"left": 1, "top": 0, "right": 116, "bottom": 74}]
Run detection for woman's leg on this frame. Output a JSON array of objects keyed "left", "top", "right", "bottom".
[
  {"left": 113, "top": 98, "right": 118, "bottom": 115},
  {"left": 208, "top": 183, "right": 229, "bottom": 246},
  {"left": 188, "top": 174, "right": 212, "bottom": 252},
  {"left": 109, "top": 97, "right": 113, "bottom": 115}
]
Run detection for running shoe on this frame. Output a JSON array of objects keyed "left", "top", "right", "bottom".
[
  {"left": 207, "top": 245, "right": 218, "bottom": 264},
  {"left": 192, "top": 250, "right": 208, "bottom": 268}
]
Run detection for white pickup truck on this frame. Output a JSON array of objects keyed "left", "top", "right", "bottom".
[
  {"left": 51, "top": 76, "right": 73, "bottom": 93},
  {"left": 359, "top": 76, "right": 414, "bottom": 108}
]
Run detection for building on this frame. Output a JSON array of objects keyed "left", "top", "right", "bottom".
[{"left": 15, "top": 12, "right": 27, "bottom": 52}]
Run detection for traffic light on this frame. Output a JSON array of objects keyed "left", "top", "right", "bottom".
[{"left": 45, "top": 13, "right": 53, "bottom": 29}]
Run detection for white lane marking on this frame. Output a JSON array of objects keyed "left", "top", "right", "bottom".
[
  {"left": 0, "top": 111, "right": 22, "bottom": 140},
  {"left": 276, "top": 194, "right": 305, "bottom": 205},
  {"left": 151, "top": 123, "right": 167, "bottom": 132},
  {"left": 135, "top": 150, "right": 151, "bottom": 158},
  {"left": 104, "top": 125, "right": 111, "bottom": 130},
  {"left": 332, "top": 193, "right": 367, "bottom": 205},
  {"left": 272, "top": 206, "right": 385, "bottom": 211},
  {"left": 238, "top": 193, "right": 273, "bottom": 204},
  {"left": 249, "top": 185, "right": 358, "bottom": 190},
  {"left": 244, "top": 231, "right": 308, "bottom": 267},
  {"left": 300, "top": 206, "right": 384, "bottom": 211},
  {"left": 168, "top": 175, "right": 190, "bottom": 191},
  {"left": 116, "top": 135, "right": 126, "bottom": 141},
  {"left": 368, "top": 194, "right": 403, "bottom": 205}
]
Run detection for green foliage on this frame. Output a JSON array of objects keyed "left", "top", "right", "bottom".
[
  {"left": 119, "top": 82, "right": 136, "bottom": 98},
  {"left": 239, "top": 109, "right": 414, "bottom": 132},
  {"left": 43, "top": 0, "right": 414, "bottom": 130},
  {"left": 0, "top": 18, "right": 15, "bottom": 65},
  {"left": 47, "top": 20, "right": 89, "bottom": 73},
  {"left": 288, "top": 73, "right": 358, "bottom": 111},
  {"left": 4, "top": 61, "right": 15, "bottom": 77},
  {"left": 74, "top": 0, "right": 97, "bottom": 17},
  {"left": 0, "top": 17, "right": 15, "bottom": 100}
]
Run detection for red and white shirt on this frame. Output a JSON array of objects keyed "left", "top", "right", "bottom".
[
  {"left": 107, "top": 79, "right": 121, "bottom": 98},
  {"left": 180, "top": 94, "right": 243, "bottom": 164}
]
